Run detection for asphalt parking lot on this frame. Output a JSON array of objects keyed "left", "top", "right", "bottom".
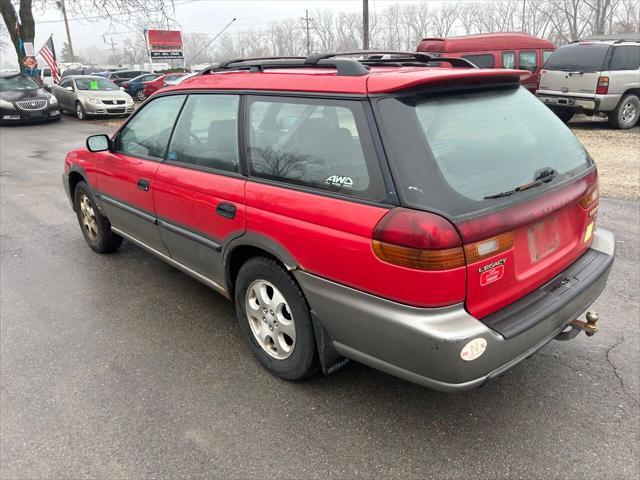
[{"left": 1, "top": 115, "right": 638, "bottom": 479}]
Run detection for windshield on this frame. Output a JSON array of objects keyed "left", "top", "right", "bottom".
[
  {"left": 75, "top": 78, "right": 119, "bottom": 91},
  {"left": 543, "top": 43, "right": 610, "bottom": 72},
  {"left": 0, "top": 75, "right": 39, "bottom": 92},
  {"left": 376, "top": 87, "right": 592, "bottom": 217}
]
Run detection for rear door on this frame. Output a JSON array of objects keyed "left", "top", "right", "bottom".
[
  {"left": 153, "top": 94, "right": 245, "bottom": 285},
  {"left": 539, "top": 43, "right": 611, "bottom": 95},
  {"left": 95, "top": 94, "right": 186, "bottom": 254}
]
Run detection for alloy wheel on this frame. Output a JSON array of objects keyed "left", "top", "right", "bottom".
[
  {"left": 79, "top": 194, "right": 98, "bottom": 241},
  {"left": 621, "top": 101, "right": 637, "bottom": 126},
  {"left": 245, "top": 279, "right": 296, "bottom": 359}
]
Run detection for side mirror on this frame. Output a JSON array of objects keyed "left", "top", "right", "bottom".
[
  {"left": 65, "top": 86, "right": 73, "bottom": 91},
  {"left": 86, "top": 134, "right": 111, "bottom": 153},
  {"left": 120, "top": 86, "right": 125, "bottom": 91}
]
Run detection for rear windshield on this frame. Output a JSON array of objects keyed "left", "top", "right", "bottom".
[
  {"left": 376, "top": 87, "right": 592, "bottom": 218},
  {"left": 543, "top": 43, "right": 610, "bottom": 72}
]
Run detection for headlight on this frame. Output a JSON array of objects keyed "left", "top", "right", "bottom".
[
  {"left": 0, "top": 99, "right": 15, "bottom": 109},
  {"left": 48, "top": 94, "right": 58, "bottom": 105},
  {"left": 125, "top": 97, "right": 133, "bottom": 105},
  {"left": 86, "top": 97, "right": 102, "bottom": 106}
]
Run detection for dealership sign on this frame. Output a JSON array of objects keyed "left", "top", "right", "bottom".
[{"left": 145, "top": 29, "right": 184, "bottom": 60}]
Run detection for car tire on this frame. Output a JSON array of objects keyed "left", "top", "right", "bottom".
[
  {"left": 235, "top": 256, "right": 319, "bottom": 380},
  {"left": 136, "top": 90, "right": 146, "bottom": 101},
  {"left": 551, "top": 107, "right": 574, "bottom": 124},
  {"left": 76, "top": 102, "right": 87, "bottom": 121},
  {"left": 609, "top": 94, "right": 640, "bottom": 130},
  {"left": 73, "top": 181, "right": 123, "bottom": 253}
]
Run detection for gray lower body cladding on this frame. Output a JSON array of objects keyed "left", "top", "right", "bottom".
[{"left": 295, "top": 228, "right": 615, "bottom": 392}]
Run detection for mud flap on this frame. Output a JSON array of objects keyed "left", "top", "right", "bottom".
[{"left": 310, "top": 311, "right": 350, "bottom": 375}]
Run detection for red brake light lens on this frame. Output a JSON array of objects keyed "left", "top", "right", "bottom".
[
  {"left": 372, "top": 208, "right": 465, "bottom": 270},
  {"left": 596, "top": 76, "right": 609, "bottom": 94}
]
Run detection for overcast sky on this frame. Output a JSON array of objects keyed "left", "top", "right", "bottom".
[{"left": 1, "top": 0, "right": 430, "bottom": 67}]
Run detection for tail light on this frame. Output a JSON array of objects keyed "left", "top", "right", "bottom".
[
  {"left": 372, "top": 208, "right": 465, "bottom": 270},
  {"left": 579, "top": 177, "right": 599, "bottom": 209},
  {"left": 596, "top": 76, "right": 609, "bottom": 94},
  {"left": 121, "top": 82, "right": 129, "bottom": 88},
  {"left": 373, "top": 171, "right": 598, "bottom": 270}
]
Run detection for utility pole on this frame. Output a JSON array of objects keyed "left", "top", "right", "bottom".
[
  {"left": 363, "top": 0, "right": 369, "bottom": 50},
  {"left": 103, "top": 35, "right": 118, "bottom": 67},
  {"left": 59, "top": 0, "right": 75, "bottom": 61},
  {"left": 301, "top": 10, "right": 312, "bottom": 56}
]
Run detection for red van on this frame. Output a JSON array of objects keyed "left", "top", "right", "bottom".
[{"left": 417, "top": 33, "right": 556, "bottom": 91}]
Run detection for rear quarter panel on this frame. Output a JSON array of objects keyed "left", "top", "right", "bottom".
[{"left": 244, "top": 181, "right": 466, "bottom": 307}]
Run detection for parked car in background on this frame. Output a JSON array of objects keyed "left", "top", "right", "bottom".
[
  {"left": 121, "top": 73, "right": 161, "bottom": 101},
  {"left": 62, "top": 52, "right": 614, "bottom": 391},
  {"left": 143, "top": 73, "right": 188, "bottom": 97},
  {"left": 61, "top": 67, "right": 102, "bottom": 79},
  {"left": 0, "top": 71, "right": 60, "bottom": 124},
  {"left": 105, "top": 70, "right": 151, "bottom": 86},
  {"left": 51, "top": 75, "right": 134, "bottom": 120},
  {"left": 417, "top": 33, "right": 555, "bottom": 92},
  {"left": 537, "top": 35, "right": 640, "bottom": 129},
  {"left": 38, "top": 66, "right": 59, "bottom": 89}
]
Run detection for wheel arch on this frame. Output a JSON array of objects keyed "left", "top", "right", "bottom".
[
  {"left": 223, "top": 233, "right": 300, "bottom": 297},
  {"left": 67, "top": 168, "right": 87, "bottom": 211}
]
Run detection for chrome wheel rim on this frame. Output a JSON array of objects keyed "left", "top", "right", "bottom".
[
  {"left": 136, "top": 91, "right": 146, "bottom": 101},
  {"left": 76, "top": 104, "right": 83, "bottom": 119},
  {"left": 79, "top": 194, "right": 98, "bottom": 241},
  {"left": 621, "top": 102, "right": 637, "bottom": 124},
  {"left": 245, "top": 280, "right": 296, "bottom": 360}
]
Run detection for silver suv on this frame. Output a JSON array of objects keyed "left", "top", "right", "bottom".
[{"left": 537, "top": 35, "right": 640, "bottom": 129}]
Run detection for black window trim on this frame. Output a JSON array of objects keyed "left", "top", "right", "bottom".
[
  {"left": 243, "top": 93, "right": 397, "bottom": 205},
  {"left": 461, "top": 53, "right": 496, "bottom": 68}
]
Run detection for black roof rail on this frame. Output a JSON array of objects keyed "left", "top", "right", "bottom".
[{"left": 196, "top": 50, "right": 477, "bottom": 78}]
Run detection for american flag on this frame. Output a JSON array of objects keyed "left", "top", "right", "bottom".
[{"left": 38, "top": 35, "right": 60, "bottom": 82}]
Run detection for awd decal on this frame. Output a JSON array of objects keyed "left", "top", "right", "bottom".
[{"left": 325, "top": 175, "right": 353, "bottom": 189}]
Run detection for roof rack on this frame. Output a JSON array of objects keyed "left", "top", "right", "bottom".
[{"left": 195, "top": 50, "right": 478, "bottom": 77}]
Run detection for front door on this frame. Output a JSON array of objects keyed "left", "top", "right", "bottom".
[
  {"left": 153, "top": 94, "right": 245, "bottom": 285},
  {"left": 95, "top": 94, "right": 186, "bottom": 254}
]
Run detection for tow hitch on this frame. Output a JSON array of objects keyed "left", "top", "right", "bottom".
[{"left": 556, "top": 311, "right": 599, "bottom": 341}]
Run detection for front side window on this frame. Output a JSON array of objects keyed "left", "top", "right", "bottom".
[
  {"left": 116, "top": 95, "right": 185, "bottom": 160},
  {"left": 519, "top": 51, "right": 537, "bottom": 72},
  {"left": 247, "top": 96, "right": 386, "bottom": 201},
  {"left": 609, "top": 45, "right": 640, "bottom": 70},
  {"left": 167, "top": 94, "right": 239, "bottom": 172},
  {"left": 461, "top": 54, "right": 495, "bottom": 68},
  {"left": 543, "top": 50, "right": 554, "bottom": 64},
  {"left": 502, "top": 51, "right": 515, "bottom": 69}
]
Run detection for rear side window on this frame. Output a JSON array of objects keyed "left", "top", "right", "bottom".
[
  {"left": 168, "top": 94, "right": 239, "bottom": 173},
  {"left": 461, "top": 54, "right": 495, "bottom": 68},
  {"left": 116, "top": 95, "right": 185, "bottom": 160},
  {"left": 247, "top": 96, "right": 386, "bottom": 201},
  {"left": 609, "top": 45, "right": 640, "bottom": 70},
  {"left": 502, "top": 51, "right": 515, "bottom": 69},
  {"left": 543, "top": 43, "right": 609, "bottom": 72},
  {"left": 376, "top": 87, "right": 591, "bottom": 217},
  {"left": 518, "top": 51, "right": 537, "bottom": 72},
  {"left": 543, "top": 50, "right": 554, "bottom": 63}
]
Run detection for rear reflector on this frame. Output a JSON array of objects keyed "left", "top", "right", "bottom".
[
  {"left": 579, "top": 179, "right": 599, "bottom": 209},
  {"left": 596, "top": 76, "right": 609, "bottom": 95}
]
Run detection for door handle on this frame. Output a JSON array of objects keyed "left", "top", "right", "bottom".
[
  {"left": 216, "top": 202, "right": 236, "bottom": 219},
  {"left": 137, "top": 178, "right": 150, "bottom": 191}
]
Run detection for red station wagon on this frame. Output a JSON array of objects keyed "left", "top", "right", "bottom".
[
  {"left": 63, "top": 52, "right": 615, "bottom": 391},
  {"left": 417, "top": 33, "right": 556, "bottom": 92}
]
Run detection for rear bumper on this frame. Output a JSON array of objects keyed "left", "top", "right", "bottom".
[
  {"left": 536, "top": 91, "right": 622, "bottom": 113},
  {"left": 296, "top": 228, "right": 615, "bottom": 392}
]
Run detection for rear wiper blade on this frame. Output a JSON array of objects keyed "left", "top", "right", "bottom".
[{"left": 484, "top": 168, "right": 557, "bottom": 200}]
